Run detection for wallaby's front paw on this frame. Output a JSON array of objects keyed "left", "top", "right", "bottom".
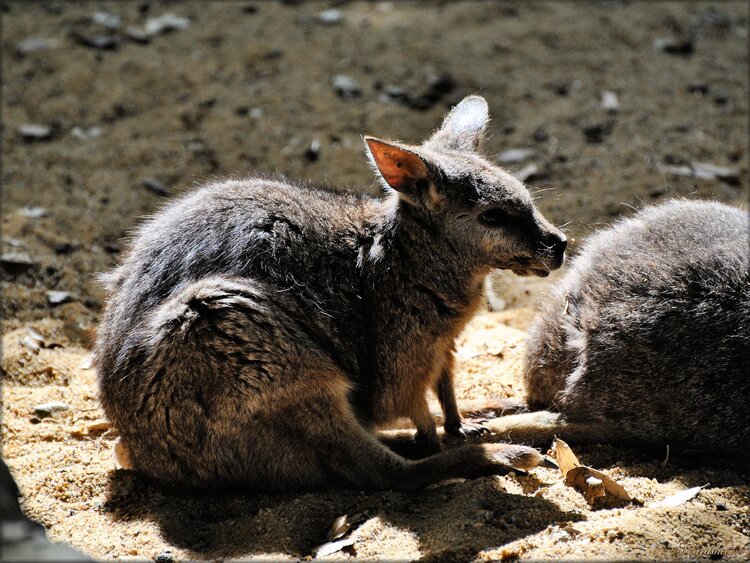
[{"left": 444, "top": 419, "right": 491, "bottom": 440}]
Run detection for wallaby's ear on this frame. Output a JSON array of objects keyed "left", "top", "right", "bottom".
[
  {"left": 364, "top": 137, "right": 430, "bottom": 194},
  {"left": 428, "top": 95, "right": 489, "bottom": 152}
]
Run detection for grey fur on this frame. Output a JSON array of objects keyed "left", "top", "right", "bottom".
[
  {"left": 95, "top": 96, "right": 566, "bottom": 490},
  {"left": 523, "top": 199, "right": 750, "bottom": 457}
]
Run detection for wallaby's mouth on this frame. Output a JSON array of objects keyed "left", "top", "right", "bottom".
[
  {"left": 507, "top": 257, "right": 552, "bottom": 277},
  {"left": 511, "top": 266, "right": 550, "bottom": 277}
]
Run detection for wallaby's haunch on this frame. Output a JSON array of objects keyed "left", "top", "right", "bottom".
[
  {"left": 503, "top": 200, "right": 749, "bottom": 460},
  {"left": 96, "top": 96, "right": 567, "bottom": 490}
]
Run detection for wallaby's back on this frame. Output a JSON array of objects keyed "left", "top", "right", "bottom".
[{"left": 524, "top": 200, "right": 750, "bottom": 455}]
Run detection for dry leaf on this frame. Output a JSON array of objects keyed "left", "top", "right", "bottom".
[
  {"left": 327, "top": 515, "right": 351, "bottom": 541},
  {"left": 551, "top": 437, "right": 581, "bottom": 474},
  {"left": 552, "top": 438, "right": 637, "bottom": 509},
  {"left": 648, "top": 484, "right": 707, "bottom": 508}
]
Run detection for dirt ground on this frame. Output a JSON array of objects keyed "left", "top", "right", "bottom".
[{"left": 2, "top": 1, "right": 749, "bottom": 561}]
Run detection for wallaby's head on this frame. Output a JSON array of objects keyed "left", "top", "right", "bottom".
[{"left": 364, "top": 95, "right": 566, "bottom": 276}]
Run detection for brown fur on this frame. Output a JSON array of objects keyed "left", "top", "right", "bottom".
[{"left": 95, "top": 96, "right": 566, "bottom": 490}]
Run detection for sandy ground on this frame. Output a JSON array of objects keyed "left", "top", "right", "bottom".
[{"left": 2, "top": 1, "right": 749, "bottom": 561}]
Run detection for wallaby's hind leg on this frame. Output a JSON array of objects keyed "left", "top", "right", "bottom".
[
  {"left": 124, "top": 276, "right": 547, "bottom": 491},
  {"left": 307, "top": 397, "right": 549, "bottom": 489}
]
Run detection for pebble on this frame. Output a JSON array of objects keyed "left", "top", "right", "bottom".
[
  {"left": 497, "top": 148, "right": 534, "bottom": 164},
  {"left": 141, "top": 178, "right": 169, "bottom": 196},
  {"left": 532, "top": 126, "right": 549, "bottom": 142},
  {"left": 332, "top": 75, "right": 361, "bottom": 99},
  {"left": 26, "top": 327, "right": 45, "bottom": 345},
  {"left": 601, "top": 91, "right": 620, "bottom": 113},
  {"left": 21, "top": 335, "right": 41, "bottom": 352},
  {"left": 688, "top": 81, "right": 709, "bottom": 95},
  {"left": 144, "top": 13, "right": 190, "bottom": 36},
  {"left": 33, "top": 402, "right": 71, "bottom": 418},
  {"left": 1, "top": 252, "right": 36, "bottom": 274},
  {"left": 73, "top": 32, "right": 120, "bottom": 50},
  {"left": 713, "top": 89, "right": 730, "bottom": 106},
  {"left": 654, "top": 37, "right": 694, "bottom": 56},
  {"left": 124, "top": 25, "right": 151, "bottom": 44},
  {"left": 515, "top": 163, "right": 542, "bottom": 183},
  {"left": 155, "top": 551, "right": 175, "bottom": 563},
  {"left": 17, "top": 206, "right": 48, "bottom": 218},
  {"left": 317, "top": 9, "right": 343, "bottom": 25},
  {"left": 71, "top": 126, "right": 103, "bottom": 140},
  {"left": 663, "top": 161, "right": 740, "bottom": 185},
  {"left": 404, "top": 74, "right": 456, "bottom": 111},
  {"left": 92, "top": 11, "right": 121, "bottom": 30},
  {"left": 581, "top": 120, "right": 614, "bottom": 143},
  {"left": 304, "top": 138, "right": 321, "bottom": 162},
  {"left": 17, "top": 124, "right": 52, "bottom": 140},
  {"left": 16, "top": 37, "right": 59, "bottom": 55},
  {"left": 47, "top": 290, "right": 71, "bottom": 305}
]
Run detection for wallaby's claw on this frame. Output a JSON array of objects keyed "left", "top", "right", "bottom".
[{"left": 445, "top": 419, "right": 491, "bottom": 440}]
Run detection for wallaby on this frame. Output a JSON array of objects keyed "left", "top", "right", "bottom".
[
  {"left": 485, "top": 200, "right": 749, "bottom": 461},
  {"left": 95, "top": 96, "right": 567, "bottom": 491}
]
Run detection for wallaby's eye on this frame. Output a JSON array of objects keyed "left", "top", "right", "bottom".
[{"left": 478, "top": 208, "right": 509, "bottom": 227}]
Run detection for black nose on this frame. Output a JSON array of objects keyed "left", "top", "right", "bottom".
[{"left": 547, "top": 235, "right": 567, "bottom": 269}]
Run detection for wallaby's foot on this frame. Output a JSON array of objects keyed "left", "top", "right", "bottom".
[
  {"left": 485, "top": 442, "right": 548, "bottom": 471},
  {"left": 414, "top": 428, "right": 443, "bottom": 456},
  {"left": 444, "top": 419, "right": 491, "bottom": 440}
]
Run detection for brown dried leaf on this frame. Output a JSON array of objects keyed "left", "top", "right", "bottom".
[
  {"left": 327, "top": 514, "right": 351, "bottom": 541},
  {"left": 551, "top": 437, "right": 581, "bottom": 474},
  {"left": 553, "top": 438, "right": 637, "bottom": 509}
]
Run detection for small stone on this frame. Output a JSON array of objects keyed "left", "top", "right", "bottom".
[
  {"left": 79, "top": 355, "right": 94, "bottom": 370},
  {"left": 144, "top": 13, "right": 190, "bottom": 36},
  {"left": 532, "top": 126, "right": 549, "bottom": 142},
  {"left": 71, "top": 126, "right": 103, "bottom": 140},
  {"left": 47, "top": 290, "right": 71, "bottom": 305},
  {"left": 87, "top": 420, "right": 111, "bottom": 433},
  {"left": 141, "top": 178, "right": 168, "bottom": 196},
  {"left": 654, "top": 37, "right": 694, "bottom": 56},
  {"left": 663, "top": 162, "right": 740, "bottom": 185},
  {"left": 515, "top": 163, "right": 543, "bottom": 183},
  {"left": 715, "top": 501, "right": 728, "bottom": 511},
  {"left": 601, "top": 91, "right": 620, "bottom": 113},
  {"left": 33, "top": 402, "right": 71, "bottom": 419},
  {"left": 304, "top": 138, "right": 321, "bottom": 162},
  {"left": 317, "top": 9, "right": 343, "bottom": 24},
  {"left": 713, "top": 89, "right": 730, "bottom": 106},
  {"left": 21, "top": 336, "right": 41, "bottom": 352},
  {"left": 72, "top": 32, "right": 120, "bottom": 50},
  {"left": 1, "top": 252, "right": 36, "bottom": 274},
  {"left": 17, "top": 206, "right": 48, "bottom": 218},
  {"left": 581, "top": 120, "right": 614, "bottom": 143},
  {"left": 26, "top": 327, "right": 45, "bottom": 345},
  {"left": 155, "top": 551, "right": 175, "bottom": 563},
  {"left": 497, "top": 148, "right": 534, "bottom": 164},
  {"left": 17, "top": 124, "right": 52, "bottom": 140},
  {"left": 92, "top": 11, "right": 121, "bottom": 30},
  {"left": 124, "top": 25, "right": 150, "bottom": 43},
  {"left": 332, "top": 74, "right": 361, "bottom": 99},
  {"left": 16, "top": 37, "right": 59, "bottom": 55},
  {"left": 688, "top": 81, "right": 709, "bottom": 94}
]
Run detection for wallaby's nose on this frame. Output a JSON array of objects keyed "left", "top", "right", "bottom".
[{"left": 547, "top": 235, "right": 567, "bottom": 270}]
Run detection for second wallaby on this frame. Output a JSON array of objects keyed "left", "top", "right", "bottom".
[
  {"left": 95, "top": 96, "right": 567, "bottom": 491},
  {"left": 488, "top": 200, "right": 749, "bottom": 461}
]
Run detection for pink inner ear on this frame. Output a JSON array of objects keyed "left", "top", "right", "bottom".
[{"left": 367, "top": 139, "right": 428, "bottom": 191}]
